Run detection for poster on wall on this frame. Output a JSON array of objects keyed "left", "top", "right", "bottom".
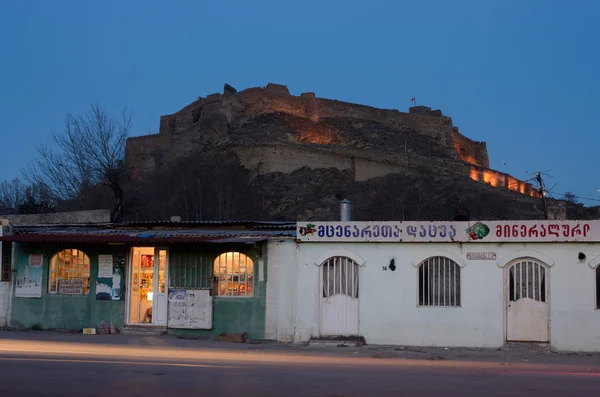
[
  {"left": 95, "top": 253, "right": 125, "bottom": 301},
  {"left": 15, "top": 254, "right": 43, "bottom": 298},
  {"left": 98, "top": 255, "right": 113, "bottom": 278}
]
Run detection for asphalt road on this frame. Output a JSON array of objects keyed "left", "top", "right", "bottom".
[{"left": 0, "top": 334, "right": 599, "bottom": 396}]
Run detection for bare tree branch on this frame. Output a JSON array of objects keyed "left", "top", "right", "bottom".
[{"left": 21, "top": 102, "right": 131, "bottom": 221}]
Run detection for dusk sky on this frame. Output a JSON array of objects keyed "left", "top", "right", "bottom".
[{"left": 1, "top": 0, "right": 598, "bottom": 205}]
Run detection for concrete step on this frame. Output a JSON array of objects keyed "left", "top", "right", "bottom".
[
  {"left": 309, "top": 336, "right": 366, "bottom": 347},
  {"left": 121, "top": 325, "right": 167, "bottom": 335}
]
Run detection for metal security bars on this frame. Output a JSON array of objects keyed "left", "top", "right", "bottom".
[
  {"left": 322, "top": 257, "right": 359, "bottom": 299},
  {"left": 213, "top": 252, "right": 254, "bottom": 297},
  {"left": 508, "top": 260, "right": 546, "bottom": 302},
  {"left": 169, "top": 251, "right": 213, "bottom": 289},
  {"left": 418, "top": 256, "right": 460, "bottom": 307},
  {"left": 49, "top": 249, "right": 91, "bottom": 294}
]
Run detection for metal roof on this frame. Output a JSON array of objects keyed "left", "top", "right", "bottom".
[
  {"left": 121, "top": 220, "right": 296, "bottom": 229},
  {"left": 0, "top": 223, "right": 296, "bottom": 244}
]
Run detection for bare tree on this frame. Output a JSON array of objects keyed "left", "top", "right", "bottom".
[
  {"left": 0, "top": 178, "right": 54, "bottom": 213},
  {"left": 22, "top": 102, "right": 131, "bottom": 221},
  {"left": 0, "top": 179, "right": 26, "bottom": 209},
  {"left": 563, "top": 191, "right": 579, "bottom": 204}
]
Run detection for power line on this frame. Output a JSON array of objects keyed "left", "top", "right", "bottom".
[{"left": 548, "top": 191, "right": 600, "bottom": 203}]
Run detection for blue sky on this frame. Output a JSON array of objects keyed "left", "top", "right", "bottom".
[{"left": 1, "top": 0, "right": 598, "bottom": 205}]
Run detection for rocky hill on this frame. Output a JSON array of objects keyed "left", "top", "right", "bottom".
[{"left": 73, "top": 82, "right": 599, "bottom": 222}]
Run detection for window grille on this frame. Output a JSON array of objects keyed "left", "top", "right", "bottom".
[
  {"left": 49, "top": 249, "right": 90, "bottom": 295},
  {"left": 322, "top": 256, "right": 359, "bottom": 298},
  {"left": 418, "top": 256, "right": 460, "bottom": 307},
  {"left": 508, "top": 260, "right": 546, "bottom": 303},
  {"left": 213, "top": 252, "right": 254, "bottom": 297}
]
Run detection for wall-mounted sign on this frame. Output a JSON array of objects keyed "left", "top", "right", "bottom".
[
  {"left": 59, "top": 278, "right": 85, "bottom": 295},
  {"left": 466, "top": 252, "right": 496, "bottom": 260},
  {"left": 1, "top": 242, "right": 11, "bottom": 281},
  {"left": 296, "top": 220, "right": 600, "bottom": 243}
]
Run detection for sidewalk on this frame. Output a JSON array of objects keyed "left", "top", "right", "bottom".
[{"left": 1, "top": 329, "right": 599, "bottom": 368}]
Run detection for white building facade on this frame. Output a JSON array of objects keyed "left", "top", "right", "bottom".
[{"left": 266, "top": 220, "right": 600, "bottom": 351}]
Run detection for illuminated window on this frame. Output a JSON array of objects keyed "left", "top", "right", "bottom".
[
  {"left": 418, "top": 256, "right": 461, "bottom": 307},
  {"left": 213, "top": 252, "right": 254, "bottom": 297},
  {"left": 49, "top": 249, "right": 91, "bottom": 295}
]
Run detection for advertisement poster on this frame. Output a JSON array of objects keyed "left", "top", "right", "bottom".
[
  {"left": 95, "top": 253, "right": 125, "bottom": 301},
  {"left": 15, "top": 254, "right": 43, "bottom": 298},
  {"left": 168, "top": 289, "right": 186, "bottom": 301}
]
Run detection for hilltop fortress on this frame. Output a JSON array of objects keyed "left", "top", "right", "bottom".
[{"left": 125, "top": 82, "right": 540, "bottom": 198}]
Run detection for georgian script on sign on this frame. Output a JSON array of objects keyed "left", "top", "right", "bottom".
[
  {"left": 467, "top": 252, "right": 496, "bottom": 260},
  {"left": 59, "top": 278, "right": 85, "bottom": 295},
  {"left": 296, "top": 220, "right": 600, "bottom": 243}
]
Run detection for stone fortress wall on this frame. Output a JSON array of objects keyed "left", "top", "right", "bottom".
[{"left": 125, "top": 83, "right": 536, "bottom": 197}]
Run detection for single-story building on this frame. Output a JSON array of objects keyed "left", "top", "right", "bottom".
[
  {"left": 0, "top": 220, "right": 295, "bottom": 340},
  {"left": 2, "top": 216, "right": 600, "bottom": 352},
  {"left": 269, "top": 219, "right": 600, "bottom": 351}
]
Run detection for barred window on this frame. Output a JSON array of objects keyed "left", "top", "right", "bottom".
[
  {"left": 213, "top": 252, "right": 254, "bottom": 297},
  {"left": 322, "top": 256, "right": 359, "bottom": 298},
  {"left": 49, "top": 249, "right": 90, "bottom": 295},
  {"left": 418, "top": 256, "right": 460, "bottom": 307}
]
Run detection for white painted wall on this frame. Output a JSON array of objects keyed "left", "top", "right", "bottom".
[
  {"left": 265, "top": 240, "right": 297, "bottom": 341},
  {"left": 275, "top": 242, "right": 600, "bottom": 351}
]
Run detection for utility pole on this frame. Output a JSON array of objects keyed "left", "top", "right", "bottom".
[{"left": 535, "top": 172, "right": 548, "bottom": 220}]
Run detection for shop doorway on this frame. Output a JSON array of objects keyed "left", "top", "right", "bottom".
[{"left": 128, "top": 247, "right": 168, "bottom": 326}]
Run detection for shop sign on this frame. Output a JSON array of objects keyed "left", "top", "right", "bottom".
[
  {"left": 59, "top": 278, "right": 85, "bottom": 295},
  {"left": 296, "top": 220, "right": 600, "bottom": 243}
]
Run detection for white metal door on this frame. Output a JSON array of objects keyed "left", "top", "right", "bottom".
[
  {"left": 153, "top": 248, "right": 168, "bottom": 326},
  {"left": 506, "top": 259, "right": 549, "bottom": 342},
  {"left": 320, "top": 257, "right": 359, "bottom": 336}
]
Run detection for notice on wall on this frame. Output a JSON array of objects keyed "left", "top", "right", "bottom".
[
  {"left": 167, "top": 289, "right": 213, "bottom": 329},
  {"left": 15, "top": 254, "right": 43, "bottom": 298},
  {"left": 59, "top": 278, "right": 85, "bottom": 295},
  {"left": 98, "top": 255, "right": 113, "bottom": 278},
  {"left": 96, "top": 253, "right": 125, "bottom": 301}
]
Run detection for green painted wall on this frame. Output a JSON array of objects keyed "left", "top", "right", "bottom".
[
  {"left": 10, "top": 242, "right": 270, "bottom": 339},
  {"left": 10, "top": 243, "right": 126, "bottom": 330},
  {"left": 168, "top": 244, "right": 268, "bottom": 340}
]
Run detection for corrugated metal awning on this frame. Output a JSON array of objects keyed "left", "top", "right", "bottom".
[
  {"left": 0, "top": 234, "right": 278, "bottom": 244},
  {"left": 0, "top": 223, "right": 296, "bottom": 244}
]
